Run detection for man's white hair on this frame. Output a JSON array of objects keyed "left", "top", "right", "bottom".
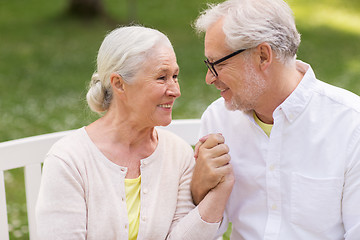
[{"left": 195, "top": 0, "right": 301, "bottom": 65}]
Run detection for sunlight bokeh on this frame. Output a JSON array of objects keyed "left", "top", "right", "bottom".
[{"left": 293, "top": 4, "right": 360, "bottom": 35}]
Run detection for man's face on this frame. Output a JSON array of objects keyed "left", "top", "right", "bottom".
[{"left": 204, "top": 19, "right": 267, "bottom": 112}]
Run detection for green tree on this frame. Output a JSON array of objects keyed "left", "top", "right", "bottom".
[
  {"left": 67, "top": 0, "right": 105, "bottom": 17},
  {"left": 66, "top": 0, "right": 137, "bottom": 22}
]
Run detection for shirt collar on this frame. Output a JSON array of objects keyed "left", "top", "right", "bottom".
[{"left": 274, "top": 60, "right": 317, "bottom": 123}]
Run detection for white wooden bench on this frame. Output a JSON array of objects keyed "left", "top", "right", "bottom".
[{"left": 0, "top": 119, "right": 201, "bottom": 240}]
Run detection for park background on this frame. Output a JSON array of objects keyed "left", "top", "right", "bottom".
[{"left": 1, "top": 0, "right": 360, "bottom": 239}]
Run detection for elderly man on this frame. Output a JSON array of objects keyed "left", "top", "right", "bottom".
[{"left": 190, "top": 0, "right": 360, "bottom": 239}]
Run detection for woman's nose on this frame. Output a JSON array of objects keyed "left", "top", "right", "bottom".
[{"left": 167, "top": 82, "right": 181, "bottom": 98}]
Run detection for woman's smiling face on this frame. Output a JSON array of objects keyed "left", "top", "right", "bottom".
[{"left": 123, "top": 45, "right": 181, "bottom": 128}]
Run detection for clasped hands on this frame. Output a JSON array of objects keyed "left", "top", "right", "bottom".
[{"left": 191, "top": 133, "right": 234, "bottom": 205}]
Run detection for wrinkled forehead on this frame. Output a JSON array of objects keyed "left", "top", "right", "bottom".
[{"left": 142, "top": 45, "right": 179, "bottom": 73}]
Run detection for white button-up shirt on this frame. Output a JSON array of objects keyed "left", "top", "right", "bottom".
[{"left": 199, "top": 61, "right": 360, "bottom": 240}]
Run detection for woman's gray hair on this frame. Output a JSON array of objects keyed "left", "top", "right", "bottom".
[
  {"left": 86, "top": 26, "right": 173, "bottom": 113},
  {"left": 194, "top": 0, "right": 301, "bottom": 64}
]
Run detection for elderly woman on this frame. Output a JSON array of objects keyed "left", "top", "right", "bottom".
[{"left": 35, "top": 26, "right": 234, "bottom": 239}]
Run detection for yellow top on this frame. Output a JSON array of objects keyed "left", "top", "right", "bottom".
[
  {"left": 253, "top": 112, "right": 273, "bottom": 137},
  {"left": 124, "top": 175, "right": 141, "bottom": 240}
]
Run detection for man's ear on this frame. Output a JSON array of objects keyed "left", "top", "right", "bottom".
[
  {"left": 110, "top": 73, "right": 125, "bottom": 92},
  {"left": 257, "top": 42, "right": 272, "bottom": 71}
]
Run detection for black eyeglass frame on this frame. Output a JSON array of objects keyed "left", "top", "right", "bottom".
[{"left": 204, "top": 49, "right": 246, "bottom": 77}]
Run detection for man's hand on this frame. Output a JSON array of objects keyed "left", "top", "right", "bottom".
[{"left": 191, "top": 133, "right": 232, "bottom": 205}]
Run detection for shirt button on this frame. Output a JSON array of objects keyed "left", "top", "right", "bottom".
[
  {"left": 269, "top": 164, "right": 275, "bottom": 171},
  {"left": 120, "top": 167, "right": 126, "bottom": 172},
  {"left": 271, "top": 204, "right": 277, "bottom": 210},
  {"left": 142, "top": 216, "right": 147, "bottom": 222},
  {"left": 143, "top": 188, "right": 148, "bottom": 194}
]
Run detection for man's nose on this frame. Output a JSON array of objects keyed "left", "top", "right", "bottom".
[{"left": 205, "top": 69, "right": 217, "bottom": 85}]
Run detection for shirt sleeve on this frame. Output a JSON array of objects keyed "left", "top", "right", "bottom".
[
  {"left": 166, "top": 146, "right": 220, "bottom": 240},
  {"left": 35, "top": 154, "right": 87, "bottom": 240},
  {"left": 343, "top": 126, "right": 360, "bottom": 239},
  {"left": 199, "top": 107, "right": 212, "bottom": 139}
]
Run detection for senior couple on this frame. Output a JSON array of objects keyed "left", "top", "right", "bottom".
[{"left": 36, "top": 0, "right": 360, "bottom": 239}]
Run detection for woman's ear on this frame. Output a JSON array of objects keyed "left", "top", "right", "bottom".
[
  {"left": 110, "top": 73, "right": 125, "bottom": 92},
  {"left": 257, "top": 42, "right": 272, "bottom": 71}
]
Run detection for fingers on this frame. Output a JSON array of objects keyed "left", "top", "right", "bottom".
[
  {"left": 194, "top": 133, "right": 224, "bottom": 159},
  {"left": 191, "top": 133, "right": 231, "bottom": 204},
  {"left": 215, "top": 163, "right": 233, "bottom": 182},
  {"left": 194, "top": 140, "right": 205, "bottom": 160},
  {"left": 197, "top": 142, "right": 230, "bottom": 166},
  {"left": 201, "top": 133, "right": 225, "bottom": 149},
  {"left": 211, "top": 144, "right": 230, "bottom": 161},
  {"left": 199, "top": 134, "right": 210, "bottom": 143},
  {"left": 212, "top": 152, "right": 231, "bottom": 168},
  {"left": 208, "top": 163, "right": 235, "bottom": 201}
]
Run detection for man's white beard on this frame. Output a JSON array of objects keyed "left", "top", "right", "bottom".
[{"left": 224, "top": 62, "right": 267, "bottom": 112}]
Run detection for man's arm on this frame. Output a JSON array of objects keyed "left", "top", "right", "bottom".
[
  {"left": 191, "top": 133, "right": 232, "bottom": 205},
  {"left": 343, "top": 127, "right": 360, "bottom": 238}
]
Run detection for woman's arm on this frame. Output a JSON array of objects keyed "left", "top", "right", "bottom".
[
  {"left": 36, "top": 155, "right": 87, "bottom": 240},
  {"left": 166, "top": 134, "right": 234, "bottom": 240}
]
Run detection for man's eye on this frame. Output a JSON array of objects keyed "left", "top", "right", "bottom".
[
  {"left": 158, "top": 76, "right": 166, "bottom": 80},
  {"left": 173, "top": 75, "right": 178, "bottom": 79}
]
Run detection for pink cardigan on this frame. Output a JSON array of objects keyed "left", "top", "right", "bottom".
[{"left": 36, "top": 127, "right": 219, "bottom": 239}]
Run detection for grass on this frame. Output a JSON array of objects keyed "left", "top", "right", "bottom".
[{"left": 1, "top": 0, "right": 359, "bottom": 239}]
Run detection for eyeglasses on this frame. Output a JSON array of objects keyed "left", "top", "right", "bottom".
[{"left": 204, "top": 49, "right": 246, "bottom": 77}]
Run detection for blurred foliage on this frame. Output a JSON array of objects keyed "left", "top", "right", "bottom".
[{"left": 1, "top": 0, "right": 359, "bottom": 239}]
